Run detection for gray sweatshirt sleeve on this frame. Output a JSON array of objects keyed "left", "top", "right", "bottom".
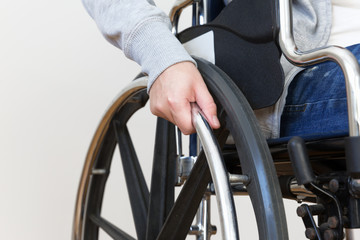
[{"left": 82, "top": 0, "right": 196, "bottom": 91}]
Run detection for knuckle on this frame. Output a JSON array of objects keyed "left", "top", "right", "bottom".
[
  {"left": 166, "top": 97, "right": 179, "bottom": 108},
  {"left": 150, "top": 102, "right": 162, "bottom": 116}
]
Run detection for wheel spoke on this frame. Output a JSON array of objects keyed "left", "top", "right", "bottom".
[
  {"left": 156, "top": 151, "right": 211, "bottom": 240},
  {"left": 146, "top": 118, "right": 177, "bottom": 240},
  {"left": 114, "top": 121, "right": 149, "bottom": 240},
  {"left": 89, "top": 214, "right": 135, "bottom": 240},
  {"left": 156, "top": 129, "right": 229, "bottom": 240}
]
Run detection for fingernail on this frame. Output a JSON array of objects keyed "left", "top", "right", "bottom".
[{"left": 213, "top": 115, "right": 220, "bottom": 128}]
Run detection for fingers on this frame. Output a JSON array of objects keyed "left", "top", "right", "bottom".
[
  {"left": 150, "top": 87, "right": 196, "bottom": 134},
  {"left": 167, "top": 96, "right": 195, "bottom": 135},
  {"left": 149, "top": 61, "right": 220, "bottom": 135},
  {"left": 195, "top": 83, "right": 220, "bottom": 130},
  {"left": 150, "top": 97, "right": 196, "bottom": 135}
]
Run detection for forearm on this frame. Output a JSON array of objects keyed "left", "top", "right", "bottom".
[{"left": 82, "top": 0, "right": 195, "bottom": 90}]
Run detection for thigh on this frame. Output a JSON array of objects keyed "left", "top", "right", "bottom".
[{"left": 280, "top": 44, "right": 360, "bottom": 138}]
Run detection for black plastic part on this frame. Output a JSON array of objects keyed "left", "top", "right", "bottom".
[
  {"left": 114, "top": 123, "right": 150, "bottom": 240},
  {"left": 146, "top": 118, "right": 177, "bottom": 240},
  {"left": 156, "top": 150, "right": 212, "bottom": 240},
  {"left": 90, "top": 214, "right": 136, "bottom": 240},
  {"left": 299, "top": 204, "right": 322, "bottom": 240},
  {"left": 307, "top": 182, "right": 344, "bottom": 239},
  {"left": 297, "top": 204, "right": 325, "bottom": 218},
  {"left": 288, "top": 136, "right": 315, "bottom": 185},
  {"left": 345, "top": 136, "right": 360, "bottom": 178}
]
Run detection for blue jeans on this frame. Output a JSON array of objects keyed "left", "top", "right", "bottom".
[{"left": 280, "top": 44, "right": 360, "bottom": 139}]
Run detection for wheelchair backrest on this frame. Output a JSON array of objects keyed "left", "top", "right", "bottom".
[{"left": 178, "top": 0, "right": 283, "bottom": 109}]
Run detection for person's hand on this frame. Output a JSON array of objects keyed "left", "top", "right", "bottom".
[{"left": 149, "top": 61, "right": 220, "bottom": 135}]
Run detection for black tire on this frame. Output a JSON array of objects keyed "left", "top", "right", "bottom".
[
  {"left": 196, "top": 58, "right": 288, "bottom": 239},
  {"left": 72, "top": 59, "right": 288, "bottom": 240}
]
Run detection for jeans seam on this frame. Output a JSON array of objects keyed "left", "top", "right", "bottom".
[{"left": 284, "top": 97, "right": 347, "bottom": 113}]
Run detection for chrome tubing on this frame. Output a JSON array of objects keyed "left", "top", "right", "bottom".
[
  {"left": 191, "top": 103, "right": 239, "bottom": 240},
  {"left": 169, "top": 0, "right": 210, "bottom": 35},
  {"left": 279, "top": 0, "right": 360, "bottom": 137},
  {"left": 189, "top": 193, "right": 217, "bottom": 240},
  {"left": 193, "top": 0, "right": 209, "bottom": 26},
  {"left": 169, "top": 0, "right": 195, "bottom": 34},
  {"left": 346, "top": 228, "right": 360, "bottom": 239}
]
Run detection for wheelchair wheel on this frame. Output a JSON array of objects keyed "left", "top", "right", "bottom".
[{"left": 72, "top": 58, "right": 288, "bottom": 240}]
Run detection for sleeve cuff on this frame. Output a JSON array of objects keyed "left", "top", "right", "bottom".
[{"left": 124, "top": 17, "right": 196, "bottom": 92}]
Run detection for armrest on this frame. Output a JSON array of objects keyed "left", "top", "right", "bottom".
[{"left": 278, "top": 0, "right": 360, "bottom": 137}]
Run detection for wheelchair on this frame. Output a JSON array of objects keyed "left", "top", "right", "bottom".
[{"left": 72, "top": 0, "right": 360, "bottom": 239}]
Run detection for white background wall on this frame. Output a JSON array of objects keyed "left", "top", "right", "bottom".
[{"left": 0, "top": 0, "right": 304, "bottom": 239}]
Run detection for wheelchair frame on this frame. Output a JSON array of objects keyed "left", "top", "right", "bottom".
[
  {"left": 279, "top": 0, "right": 360, "bottom": 237},
  {"left": 73, "top": 0, "right": 360, "bottom": 239}
]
